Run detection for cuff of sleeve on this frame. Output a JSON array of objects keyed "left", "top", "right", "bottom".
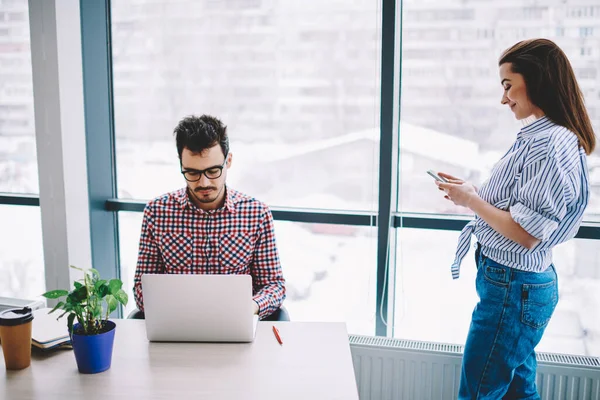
[
  {"left": 451, "top": 264, "right": 460, "bottom": 280},
  {"left": 134, "top": 286, "right": 145, "bottom": 312},
  {"left": 510, "top": 202, "right": 558, "bottom": 241},
  {"left": 253, "top": 294, "right": 271, "bottom": 320}
]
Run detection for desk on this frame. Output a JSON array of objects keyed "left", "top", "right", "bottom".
[{"left": 1, "top": 320, "right": 358, "bottom": 400}]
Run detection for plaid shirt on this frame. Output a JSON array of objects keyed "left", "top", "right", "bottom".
[{"left": 133, "top": 186, "right": 286, "bottom": 319}]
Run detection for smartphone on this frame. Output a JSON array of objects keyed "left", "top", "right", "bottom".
[{"left": 426, "top": 170, "right": 449, "bottom": 183}]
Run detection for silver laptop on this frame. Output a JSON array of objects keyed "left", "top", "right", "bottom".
[{"left": 141, "top": 274, "right": 259, "bottom": 342}]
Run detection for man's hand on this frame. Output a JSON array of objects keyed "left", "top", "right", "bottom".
[
  {"left": 436, "top": 180, "right": 480, "bottom": 209},
  {"left": 252, "top": 300, "right": 259, "bottom": 315}
]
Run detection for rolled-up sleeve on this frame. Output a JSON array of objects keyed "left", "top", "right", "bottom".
[
  {"left": 251, "top": 207, "right": 286, "bottom": 319},
  {"left": 510, "top": 156, "right": 567, "bottom": 241},
  {"left": 134, "top": 204, "right": 165, "bottom": 312}
]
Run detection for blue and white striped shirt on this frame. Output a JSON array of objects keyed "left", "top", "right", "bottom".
[{"left": 451, "top": 116, "right": 590, "bottom": 278}]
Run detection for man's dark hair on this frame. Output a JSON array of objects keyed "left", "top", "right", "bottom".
[{"left": 174, "top": 115, "right": 229, "bottom": 159}]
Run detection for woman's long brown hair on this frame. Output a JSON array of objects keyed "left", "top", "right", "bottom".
[{"left": 499, "top": 38, "right": 596, "bottom": 155}]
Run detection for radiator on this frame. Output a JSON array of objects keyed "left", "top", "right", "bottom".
[{"left": 349, "top": 335, "right": 600, "bottom": 400}]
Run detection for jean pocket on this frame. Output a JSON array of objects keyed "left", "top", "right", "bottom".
[
  {"left": 482, "top": 257, "right": 509, "bottom": 287},
  {"left": 521, "top": 281, "right": 558, "bottom": 329}
]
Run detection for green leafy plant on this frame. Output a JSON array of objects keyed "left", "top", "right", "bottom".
[{"left": 42, "top": 266, "right": 128, "bottom": 335}]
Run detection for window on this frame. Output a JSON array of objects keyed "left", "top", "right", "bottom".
[
  {"left": 576, "top": 68, "right": 597, "bottom": 80},
  {"left": 498, "top": 7, "right": 546, "bottom": 20},
  {"left": 0, "top": 205, "right": 45, "bottom": 299},
  {"left": 111, "top": 2, "right": 382, "bottom": 332},
  {"left": 476, "top": 29, "right": 495, "bottom": 39},
  {"left": 394, "top": 230, "right": 600, "bottom": 356},
  {"left": 111, "top": 1, "right": 381, "bottom": 212},
  {"left": 404, "top": 9, "right": 474, "bottom": 21},
  {"left": 275, "top": 221, "right": 377, "bottom": 335},
  {"left": 0, "top": 0, "right": 38, "bottom": 194},
  {"left": 118, "top": 212, "right": 141, "bottom": 318},
  {"left": 400, "top": 1, "right": 600, "bottom": 219},
  {"left": 103, "top": 0, "right": 600, "bottom": 348},
  {"left": 568, "top": 6, "right": 596, "bottom": 18},
  {"left": 398, "top": 0, "right": 600, "bottom": 357},
  {"left": 0, "top": 0, "right": 42, "bottom": 305},
  {"left": 119, "top": 212, "right": 377, "bottom": 334},
  {"left": 580, "top": 27, "right": 594, "bottom": 37},
  {"left": 393, "top": 229, "right": 478, "bottom": 345}
]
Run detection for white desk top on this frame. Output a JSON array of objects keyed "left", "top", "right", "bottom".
[{"left": 1, "top": 320, "right": 358, "bottom": 400}]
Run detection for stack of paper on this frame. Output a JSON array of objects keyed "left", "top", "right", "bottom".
[
  {"left": 0, "top": 296, "right": 45, "bottom": 313},
  {"left": 31, "top": 308, "right": 72, "bottom": 351}
]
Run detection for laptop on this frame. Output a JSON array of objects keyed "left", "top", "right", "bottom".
[{"left": 141, "top": 274, "right": 259, "bottom": 342}]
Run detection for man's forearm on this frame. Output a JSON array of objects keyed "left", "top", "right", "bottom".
[
  {"left": 252, "top": 282, "right": 285, "bottom": 319},
  {"left": 468, "top": 195, "right": 540, "bottom": 250},
  {"left": 133, "top": 257, "right": 165, "bottom": 311}
]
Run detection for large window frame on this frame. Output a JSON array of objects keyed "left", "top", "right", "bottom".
[{"left": 2, "top": 0, "right": 600, "bottom": 337}]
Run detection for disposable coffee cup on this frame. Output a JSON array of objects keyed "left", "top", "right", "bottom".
[{"left": 0, "top": 307, "right": 34, "bottom": 370}]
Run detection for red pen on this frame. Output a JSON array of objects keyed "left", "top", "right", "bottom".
[{"left": 272, "top": 325, "right": 283, "bottom": 345}]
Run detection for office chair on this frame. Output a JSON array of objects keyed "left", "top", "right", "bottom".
[
  {"left": 262, "top": 306, "right": 290, "bottom": 322},
  {"left": 128, "top": 309, "right": 145, "bottom": 319}
]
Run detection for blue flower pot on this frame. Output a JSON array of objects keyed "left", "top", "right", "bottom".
[{"left": 71, "top": 321, "right": 116, "bottom": 374}]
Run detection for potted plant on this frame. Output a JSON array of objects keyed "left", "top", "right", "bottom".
[{"left": 42, "top": 266, "right": 128, "bottom": 374}]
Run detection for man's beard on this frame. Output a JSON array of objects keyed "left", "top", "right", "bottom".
[{"left": 190, "top": 185, "right": 223, "bottom": 204}]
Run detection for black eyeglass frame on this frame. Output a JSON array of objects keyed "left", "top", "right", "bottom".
[{"left": 180, "top": 153, "right": 228, "bottom": 182}]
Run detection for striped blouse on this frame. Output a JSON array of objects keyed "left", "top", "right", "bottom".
[{"left": 451, "top": 116, "right": 590, "bottom": 279}]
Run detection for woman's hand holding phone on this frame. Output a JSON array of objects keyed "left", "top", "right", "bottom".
[
  {"left": 426, "top": 170, "right": 449, "bottom": 183},
  {"left": 438, "top": 172, "right": 465, "bottom": 184},
  {"left": 428, "top": 171, "right": 479, "bottom": 208}
]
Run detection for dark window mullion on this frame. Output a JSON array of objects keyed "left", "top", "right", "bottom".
[{"left": 0, "top": 193, "right": 40, "bottom": 207}]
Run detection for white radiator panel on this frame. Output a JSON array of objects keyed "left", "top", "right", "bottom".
[{"left": 350, "top": 335, "right": 600, "bottom": 400}]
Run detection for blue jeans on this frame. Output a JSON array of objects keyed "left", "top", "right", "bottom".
[{"left": 459, "top": 244, "right": 559, "bottom": 400}]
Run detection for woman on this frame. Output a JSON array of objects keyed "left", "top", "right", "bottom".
[{"left": 437, "top": 38, "right": 596, "bottom": 399}]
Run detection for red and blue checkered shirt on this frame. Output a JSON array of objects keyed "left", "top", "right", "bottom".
[{"left": 133, "top": 186, "right": 286, "bottom": 319}]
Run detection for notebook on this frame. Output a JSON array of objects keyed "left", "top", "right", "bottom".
[
  {"left": 31, "top": 308, "right": 71, "bottom": 350},
  {"left": 0, "top": 296, "right": 45, "bottom": 313}
]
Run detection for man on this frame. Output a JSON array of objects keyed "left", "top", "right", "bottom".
[{"left": 133, "top": 114, "right": 286, "bottom": 320}]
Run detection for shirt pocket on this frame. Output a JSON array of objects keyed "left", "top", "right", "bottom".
[
  {"left": 159, "top": 233, "right": 193, "bottom": 272},
  {"left": 219, "top": 234, "right": 254, "bottom": 273}
]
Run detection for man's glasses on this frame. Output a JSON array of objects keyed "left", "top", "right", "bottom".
[{"left": 181, "top": 154, "right": 228, "bottom": 182}]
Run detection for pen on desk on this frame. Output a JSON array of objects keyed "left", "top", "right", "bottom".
[{"left": 272, "top": 325, "right": 283, "bottom": 345}]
